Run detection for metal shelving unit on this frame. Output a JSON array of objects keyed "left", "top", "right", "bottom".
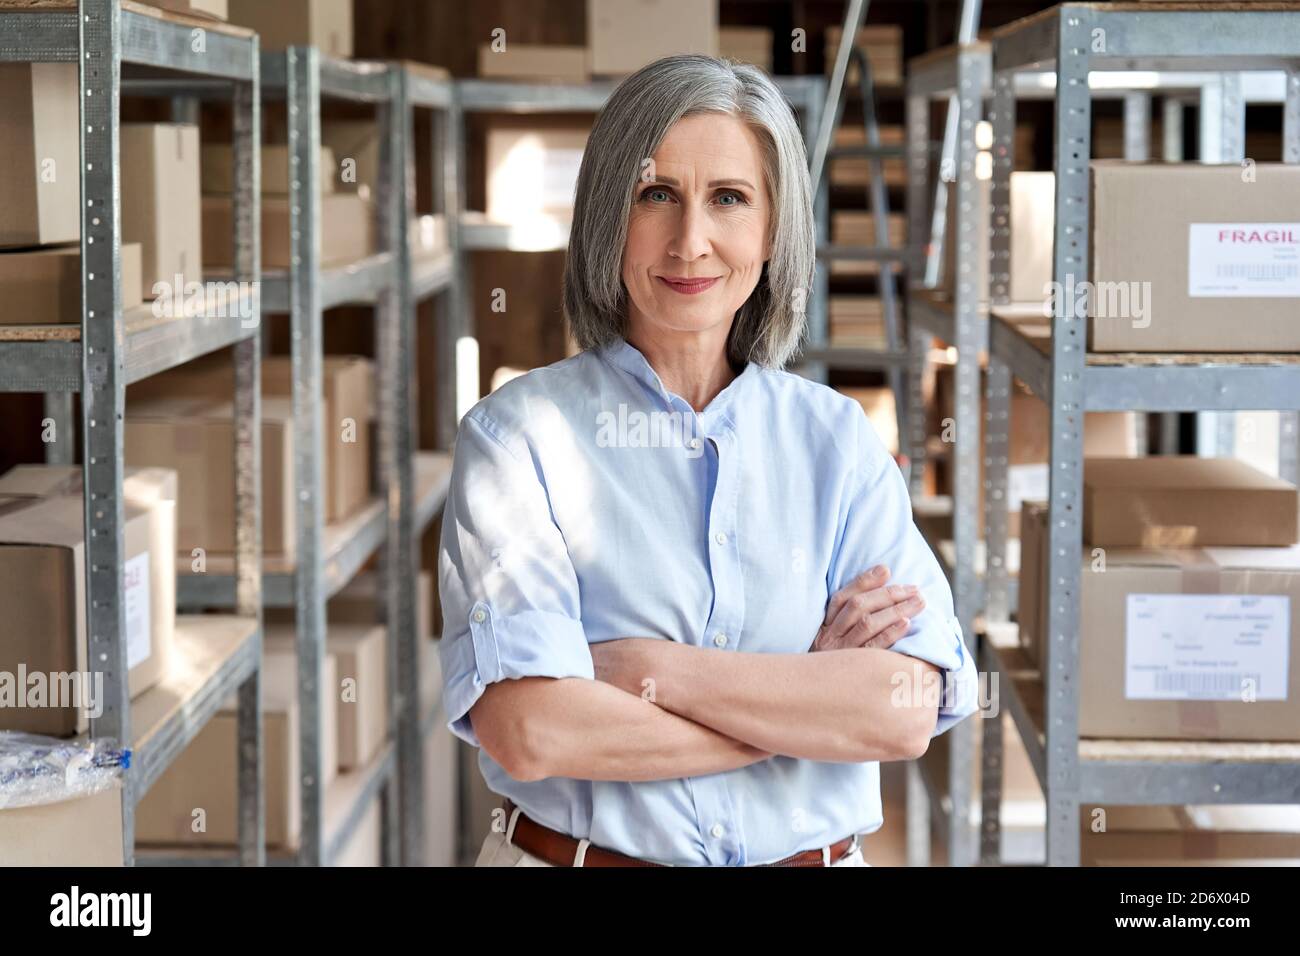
[
  {"left": 979, "top": 1, "right": 1300, "bottom": 868},
  {"left": 0, "top": 0, "right": 264, "bottom": 866}
]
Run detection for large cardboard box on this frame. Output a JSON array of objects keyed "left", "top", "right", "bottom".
[
  {"left": 0, "top": 243, "right": 142, "bottom": 326},
  {"left": 0, "top": 490, "right": 170, "bottom": 736},
  {"left": 1090, "top": 162, "right": 1300, "bottom": 351},
  {"left": 202, "top": 193, "right": 373, "bottom": 271},
  {"left": 267, "top": 622, "right": 387, "bottom": 772},
  {"left": 720, "top": 26, "right": 773, "bottom": 72},
  {"left": 152, "top": 0, "right": 228, "bottom": 19},
  {"left": 0, "top": 785, "right": 125, "bottom": 866},
  {"left": 830, "top": 211, "right": 906, "bottom": 276},
  {"left": 588, "top": 0, "right": 718, "bottom": 76},
  {"left": 136, "top": 649, "right": 338, "bottom": 848},
  {"left": 261, "top": 356, "right": 372, "bottom": 523},
  {"left": 1074, "top": 545, "right": 1300, "bottom": 740},
  {"left": 829, "top": 296, "right": 886, "bottom": 347},
  {"left": 824, "top": 25, "right": 903, "bottom": 87},
  {"left": 830, "top": 124, "right": 906, "bottom": 189},
  {"left": 1084, "top": 456, "right": 1299, "bottom": 548},
  {"left": 126, "top": 395, "right": 297, "bottom": 557},
  {"left": 321, "top": 121, "right": 378, "bottom": 196},
  {"left": 477, "top": 44, "right": 588, "bottom": 82},
  {"left": 227, "top": 0, "right": 352, "bottom": 57},
  {"left": 1009, "top": 171, "right": 1054, "bottom": 304},
  {"left": 201, "top": 144, "right": 336, "bottom": 197},
  {"left": 122, "top": 124, "right": 203, "bottom": 302},
  {"left": 486, "top": 120, "right": 590, "bottom": 223},
  {"left": 1081, "top": 804, "right": 1300, "bottom": 866},
  {"left": 0, "top": 64, "right": 79, "bottom": 248},
  {"left": 271, "top": 569, "right": 433, "bottom": 643}
]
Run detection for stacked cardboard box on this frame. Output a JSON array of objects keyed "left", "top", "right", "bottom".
[
  {"left": 153, "top": 0, "right": 228, "bottom": 19},
  {"left": 0, "top": 244, "right": 143, "bottom": 326},
  {"left": 830, "top": 211, "right": 905, "bottom": 276},
  {"left": 587, "top": 0, "right": 718, "bottom": 76},
  {"left": 1019, "top": 457, "right": 1300, "bottom": 741},
  {"left": 829, "top": 296, "right": 886, "bottom": 347},
  {"left": 485, "top": 117, "right": 591, "bottom": 224},
  {"left": 227, "top": 0, "right": 352, "bottom": 57},
  {"left": 0, "top": 786, "right": 125, "bottom": 866},
  {"left": 0, "top": 466, "right": 177, "bottom": 736},
  {"left": 719, "top": 27, "right": 773, "bottom": 72},
  {"left": 830, "top": 125, "right": 906, "bottom": 189},
  {"left": 0, "top": 64, "right": 78, "bottom": 249},
  {"left": 1081, "top": 804, "right": 1300, "bottom": 866},
  {"left": 824, "top": 25, "right": 903, "bottom": 87},
  {"left": 122, "top": 124, "right": 204, "bottom": 302},
  {"left": 136, "top": 647, "right": 339, "bottom": 849},
  {"left": 477, "top": 45, "right": 589, "bottom": 82}
]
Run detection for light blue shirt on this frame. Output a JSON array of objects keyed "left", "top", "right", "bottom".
[{"left": 438, "top": 334, "right": 979, "bottom": 866}]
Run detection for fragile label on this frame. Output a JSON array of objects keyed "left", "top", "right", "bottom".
[
  {"left": 1188, "top": 223, "right": 1300, "bottom": 297},
  {"left": 1125, "top": 593, "right": 1289, "bottom": 701},
  {"left": 123, "top": 551, "right": 152, "bottom": 670}
]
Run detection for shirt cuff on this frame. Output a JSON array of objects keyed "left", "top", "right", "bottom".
[
  {"left": 441, "top": 602, "right": 594, "bottom": 749},
  {"left": 892, "top": 615, "right": 982, "bottom": 738}
]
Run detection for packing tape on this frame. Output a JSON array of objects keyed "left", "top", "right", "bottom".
[{"left": 1166, "top": 548, "right": 1223, "bottom": 738}]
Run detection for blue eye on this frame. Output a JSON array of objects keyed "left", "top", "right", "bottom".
[
  {"left": 717, "top": 191, "right": 743, "bottom": 207},
  {"left": 643, "top": 188, "right": 671, "bottom": 203}
]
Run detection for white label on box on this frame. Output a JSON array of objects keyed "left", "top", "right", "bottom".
[
  {"left": 1007, "top": 463, "right": 1048, "bottom": 513},
  {"left": 123, "top": 551, "right": 152, "bottom": 670},
  {"left": 1125, "top": 593, "right": 1289, "bottom": 701},
  {"left": 542, "top": 149, "right": 584, "bottom": 210},
  {"left": 1188, "top": 223, "right": 1300, "bottom": 297}
]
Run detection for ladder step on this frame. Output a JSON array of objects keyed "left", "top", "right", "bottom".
[{"left": 828, "top": 144, "right": 906, "bottom": 160}]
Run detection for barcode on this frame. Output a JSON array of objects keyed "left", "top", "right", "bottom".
[
  {"left": 1154, "top": 672, "right": 1259, "bottom": 695},
  {"left": 1215, "top": 263, "right": 1298, "bottom": 280}
]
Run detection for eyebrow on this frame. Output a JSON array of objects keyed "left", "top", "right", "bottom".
[{"left": 647, "top": 176, "right": 757, "bottom": 190}]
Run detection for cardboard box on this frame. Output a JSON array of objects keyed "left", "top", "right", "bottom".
[
  {"left": 410, "top": 215, "right": 448, "bottom": 258},
  {"left": 1090, "top": 162, "right": 1300, "bottom": 351},
  {"left": 135, "top": 648, "right": 337, "bottom": 848},
  {"left": 201, "top": 144, "right": 336, "bottom": 197},
  {"left": 719, "top": 26, "right": 773, "bottom": 72},
  {"left": 1017, "top": 499, "right": 1048, "bottom": 664},
  {"left": 0, "top": 785, "right": 124, "bottom": 866},
  {"left": 839, "top": 386, "right": 899, "bottom": 457},
  {"left": 1009, "top": 171, "right": 1054, "bottom": 304},
  {"left": 1084, "top": 456, "right": 1299, "bottom": 548},
  {"left": 0, "top": 64, "right": 79, "bottom": 249},
  {"left": 0, "top": 463, "right": 178, "bottom": 691},
  {"left": 321, "top": 121, "right": 378, "bottom": 196},
  {"left": 0, "top": 490, "right": 169, "bottom": 736},
  {"left": 227, "top": 0, "right": 352, "bottom": 57},
  {"left": 830, "top": 211, "right": 905, "bottom": 276},
  {"left": 203, "top": 193, "right": 373, "bottom": 271},
  {"left": 825, "top": 25, "right": 903, "bottom": 87},
  {"left": 587, "top": 0, "right": 718, "bottom": 76},
  {"left": 0, "top": 243, "right": 142, "bottom": 326},
  {"left": 829, "top": 295, "right": 886, "bottom": 347},
  {"left": 261, "top": 356, "right": 372, "bottom": 522},
  {"left": 486, "top": 121, "right": 589, "bottom": 222},
  {"left": 1081, "top": 804, "right": 1300, "bottom": 866},
  {"left": 122, "top": 124, "right": 203, "bottom": 301},
  {"left": 476, "top": 44, "right": 588, "bottom": 82},
  {"left": 152, "top": 0, "right": 228, "bottom": 19},
  {"left": 1073, "top": 545, "right": 1300, "bottom": 740},
  {"left": 272, "top": 568, "right": 432, "bottom": 642},
  {"left": 830, "top": 124, "right": 906, "bottom": 189},
  {"left": 126, "top": 395, "right": 297, "bottom": 557},
  {"left": 267, "top": 622, "right": 387, "bottom": 772}
]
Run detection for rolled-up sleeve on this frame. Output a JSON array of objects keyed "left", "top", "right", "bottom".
[
  {"left": 438, "top": 411, "right": 594, "bottom": 748},
  {"left": 827, "top": 410, "right": 980, "bottom": 738}
]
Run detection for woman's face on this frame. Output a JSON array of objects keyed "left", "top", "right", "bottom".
[{"left": 622, "top": 112, "right": 771, "bottom": 340}]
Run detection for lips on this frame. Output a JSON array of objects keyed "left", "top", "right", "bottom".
[{"left": 657, "top": 276, "right": 721, "bottom": 295}]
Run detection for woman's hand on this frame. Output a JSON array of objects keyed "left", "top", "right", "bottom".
[
  {"left": 590, "top": 637, "right": 662, "bottom": 701},
  {"left": 811, "top": 565, "right": 925, "bottom": 653}
]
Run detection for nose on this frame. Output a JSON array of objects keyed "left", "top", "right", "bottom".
[{"left": 667, "top": 202, "right": 711, "bottom": 262}]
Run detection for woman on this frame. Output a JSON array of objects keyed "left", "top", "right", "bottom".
[{"left": 439, "top": 54, "right": 978, "bottom": 868}]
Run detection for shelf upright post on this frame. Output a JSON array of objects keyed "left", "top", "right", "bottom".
[
  {"left": 904, "top": 84, "right": 931, "bottom": 498},
  {"left": 233, "top": 39, "right": 266, "bottom": 869},
  {"left": 435, "top": 93, "right": 467, "bottom": 452},
  {"left": 78, "top": 0, "right": 133, "bottom": 863},
  {"left": 286, "top": 44, "right": 328, "bottom": 868},
  {"left": 1283, "top": 68, "right": 1300, "bottom": 485}
]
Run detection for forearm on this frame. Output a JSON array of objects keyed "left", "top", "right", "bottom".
[
  {"left": 474, "top": 676, "right": 773, "bottom": 783},
  {"left": 641, "top": 643, "right": 938, "bottom": 762}
]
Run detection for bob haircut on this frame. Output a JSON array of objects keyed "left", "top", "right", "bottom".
[{"left": 562, "top": 54, "right": 815, "bottom": 369}]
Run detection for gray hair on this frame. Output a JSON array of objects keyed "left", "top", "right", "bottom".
[{"left": 562, "top": 54, "right": 815, "bottom": 369}]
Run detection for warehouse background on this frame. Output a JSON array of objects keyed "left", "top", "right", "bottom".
[{"left": 1, "top": 0, "right": 1298, "bottom": 868}]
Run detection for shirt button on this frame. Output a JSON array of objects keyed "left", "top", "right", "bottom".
[
  {"left": 710, "top": 823, "right": 725, "bottom": 839},
  {"left": 687, "top": 438, "right": 701, "bottom": 450},
  {"left": 713, "top": 633, "right": 728, "bottom": 647},
  {"left": 472, "top": 609, "right": 486, "bottom": 623},
  {"left": 714, "top": 532, "right": 727, "bottom": 546}
]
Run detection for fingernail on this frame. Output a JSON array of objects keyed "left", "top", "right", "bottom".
[
  {"left": 904, "top": 585, "right": 919, "bottom": 595},
  {"left": 871, "top": 564, "right": 886, "bottom": 577}
]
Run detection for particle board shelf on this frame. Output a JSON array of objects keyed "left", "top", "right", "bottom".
[
  {"left": 128, "top": 615, "right": 260, "bottom": 806},
  {"left": 0, "top": 0, "right": 255, "bottom": 37},
  {"left": 0, "top": 295, "right": 257, "bottom": 391}
]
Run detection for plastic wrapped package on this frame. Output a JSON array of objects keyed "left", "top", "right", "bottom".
[{"left": 0, "top": 732, "right": 130, "bottom": 810}]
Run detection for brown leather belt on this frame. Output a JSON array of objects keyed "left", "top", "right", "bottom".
[{"left": 501, "top": 799, "right": 859, "bottom": 867}]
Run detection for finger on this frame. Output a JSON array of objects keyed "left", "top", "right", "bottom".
[
  {"left": 824, "top": 583, "right": 919, "bottom": 643},
  {"left": 823, "top": 564, "right": 889, "bottom": 626},
  {"left": 863, "top": 594, "right": 925, "bottom": 641},
  {"left": 865, "top": 615, "right": 912, "bottom": 650}
]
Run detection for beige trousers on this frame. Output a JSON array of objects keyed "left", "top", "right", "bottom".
[{"left": 474, "top": 810, "right": 871, "bottom": 867}]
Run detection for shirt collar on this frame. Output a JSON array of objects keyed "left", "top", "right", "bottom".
[{"left": 596, "top": 335, "right": 760, "bottom": 422}]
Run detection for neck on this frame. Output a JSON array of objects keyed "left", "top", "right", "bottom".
[{"left": 625, "top": 321, "right": 739, "bottom": 413}]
